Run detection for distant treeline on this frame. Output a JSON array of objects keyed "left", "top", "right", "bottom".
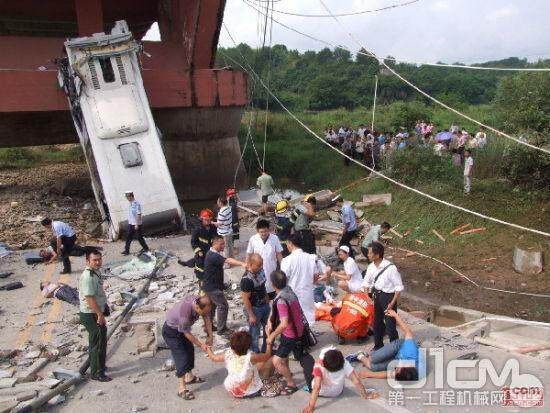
[{"left": 216, "top": 43, "right": 550, "bottom": 114}]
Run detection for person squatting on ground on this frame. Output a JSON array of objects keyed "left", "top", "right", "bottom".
[
  {"left": 246, "top": 219, "right": 283, "bottom": 299},
  {"left": 266, "top": 270, "right": 315, "bottom": 396},
  {"left": 360, "top": 221, "right": 391, "bottom": 263},
  {"left": 361, "top": 242, "right": 404, "bottom": 350},
  {"left": 206, "top": 331, "right": 278, "bottom": 398},
  {"left": 78, "top": 249, "right": 111, "bottom": 382},
  {"left": 162, "top": 295, "right": 214, "bottom": 400},
  {"left": 40, "top": 281, "right": 79, "bottom": 306},
  {"left": 203, "top": 235, "right": 246, "bottom": 335},
  {"left": 241, "top": 253, "right": 271, "bottom": 353},
  {"left": 330, "top": 245, "right": 363, "bottom": 293},
  {"left": 41, "top": 217, "right": 76, "bottom": 274},
  {"left": 301, "top": 347, "right": 370, "bottom": 413},
  {"left": 122, "top": 191, "right": 149, "bottom": 255}
]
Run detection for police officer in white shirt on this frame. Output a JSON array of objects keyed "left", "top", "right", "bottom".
[
  {"left": 122, "top": 191, "right": 149, "bottom": 255},
  {"left": 41, "top": 217, "right": 76, "bottom": 274},
  {"left": 361, "top": 241, "right": 404, "bottom": 350}
]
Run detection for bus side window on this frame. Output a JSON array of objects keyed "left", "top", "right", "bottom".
[{"left": 118, "top": 142, "right": 143, "bottom": 167}]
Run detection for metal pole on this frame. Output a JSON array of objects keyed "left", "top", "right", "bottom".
[
  {"left": 371, "top": 74, "right": 378, "bottom": 132},
  {"left": 14, "top": 253, "right": 168, "bottom": 413},
  {"left": 370, "top": 74, "right": 379, "bottom": 169}
]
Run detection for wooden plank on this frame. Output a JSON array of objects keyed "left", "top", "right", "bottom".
[
  {"left": 459, "top": 227, "right": 486, "bottom": 235},
  {"left": 390, "top": 228, "right": 403, "bottom": 238},
  {"left": 450, "top": 223, "right": 471, "bottom": 235},
  {"left": 432, "top": 229, "right": 446, "bottom": 242},
  {"left": 237, "top": 204, "right": 259, "bottom": 216}
]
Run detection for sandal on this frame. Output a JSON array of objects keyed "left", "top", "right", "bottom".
[
  {"left": 280, "top": 384, "right": 298, "bottom": 396},
  {"left": 185, "top": 375, "right": 205, "bottom": 384},
  {"left": 178, "top": 389, "right": 195, "bottom": 400}
]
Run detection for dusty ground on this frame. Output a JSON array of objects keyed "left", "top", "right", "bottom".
[{"left": 1, "top": 232, "right": 548, "bottom": 413}]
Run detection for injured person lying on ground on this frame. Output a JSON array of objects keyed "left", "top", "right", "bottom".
[
  {"left": 39, "top": 281, "right": 79, "bottom": 306},
  {"left": 347, "top": 309, "right": 425, "bottom": 381}
]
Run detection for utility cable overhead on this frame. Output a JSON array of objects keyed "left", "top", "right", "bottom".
[
  {"left": 220, "top": 23, "right": 550, "bottom": 238},
  {"left": 263, "top": 0, "right": 420, "bottom": 18},
  {"left": 242, "top": 0, "right": 550, "bottom": 72},
  {"left": 242, "top": 0, "right": 550, "bottom": 154}
]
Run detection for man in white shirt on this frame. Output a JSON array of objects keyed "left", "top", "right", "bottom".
[
  {"left": 41, "top": 217, "right": 76, "bottom": 274},
  {"left": 214, "top": 195, "right": 234, "bottom": 258},
  {"left": 463, "top": 149, "right": 474, "bottom": 195},
  {"left": 246, "top": 219, "right": 283, "bottom": 299},
  {"left": 361, "top": 241, "right": 404, "bottom": 350},
  {"left": 122, "top": 191, "right": 149, "bottom": 255},
  {"left": 280, "top": 233, "right": 319, "bottom": 326}
]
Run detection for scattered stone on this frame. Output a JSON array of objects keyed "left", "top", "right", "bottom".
[
  {"left": 0, "top": 378, "right": 17, "bottom": 389},
  {"left": 16, "top": 357, "right": 49, "bottom": 383},
  {"left": 131, "top": 406, "right": 148, "bottom": 412},
  {"left": 157, "top": 291, "right": 174, "bottom": 301},
  {"left": 89, "top": 389, "right": 104, "bottom": 397},
  {"left": 47, "top": 393, "right": 66, "bottom": 406},
  {"left": 23, "top": 349, "right": 41, "bottom": 360},
  {"left": 160, "top": 359, "right": 175, "bottom": 371},
  {"left": 0, "top": 400, "right": 18, "bottom": 413},
  {"left": 0, "top": 369, "right": 14, "bottom": 379},
  {"left": 41, "top": 378, "right": 61, "bottom": 389}
]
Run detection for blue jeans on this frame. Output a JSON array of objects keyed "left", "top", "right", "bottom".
[
  {"left": 244, "top": 303, "right": 270, "bottom": 353},
  {"left": 369, "top": 339, "right": 404, "bottom": 371}
]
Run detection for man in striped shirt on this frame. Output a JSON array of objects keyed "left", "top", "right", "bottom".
[{"left": 214, "top": 195, "right": 234, "bottom": 258}]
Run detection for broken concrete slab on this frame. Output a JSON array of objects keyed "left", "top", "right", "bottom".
[
  {"left": 0, "top": 400, "right": 18, "bottom": 413},
  {"left": 16, "top": 357, "right": 49, "bottom": 383},
  {"left": 326, "top": 210, "right": 341, "bottom": 222},
  {"left": 360, "top": 193, "right": 391, "bottom": 206},
  {"left": 47, "top": 393, "right": 65, "bottom": 406},
  {"left": 0, "top": 370, "right": 14, "bottom": 379},
  {"left": 513, "top": 246, "right": 544, "bottom": 275},
  {"left": 0, "top": 378, "right": 17, "bottom": 389},
  {"left": 135, "top": 323, "right": 156, "bottom": 355}
]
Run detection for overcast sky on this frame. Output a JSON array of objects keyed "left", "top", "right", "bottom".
[{"left": 145, "top": 0, "right": 550, "bottom": 64}]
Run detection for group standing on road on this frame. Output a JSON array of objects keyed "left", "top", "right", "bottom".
[{"left": 36, "top": 178, "right": 418, "bottom": 412}]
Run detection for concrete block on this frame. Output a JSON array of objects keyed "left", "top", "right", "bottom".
[
  {"left": 0, "top": 378, "right": 17, "bottom": 389},
  {"left": 0, "top": 400, "right": 18, "bottom": 413},
  {"left": 513, "top": 246, "right": 543, "bottom": 275},
  {"left": 0, "top": 370, "right": 14, "bottom": 379},
  {"left": 360, "top": 193, "right": 392, "bottom": 206}
]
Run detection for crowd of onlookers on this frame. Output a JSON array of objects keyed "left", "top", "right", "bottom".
[{"left": 324, "top": 121, "right": 488, "bottom": 171}]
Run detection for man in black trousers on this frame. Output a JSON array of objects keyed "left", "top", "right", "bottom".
[
  {"left": 122, "top": 191, "right": 149, "bottom": 255},
  {"left": 360, "top": 242, "right": 404, "bottom": 350}
]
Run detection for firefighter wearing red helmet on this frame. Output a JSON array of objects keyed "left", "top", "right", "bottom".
[{"left": 179, "top": 209, "right": 217, "bottom": 281}]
